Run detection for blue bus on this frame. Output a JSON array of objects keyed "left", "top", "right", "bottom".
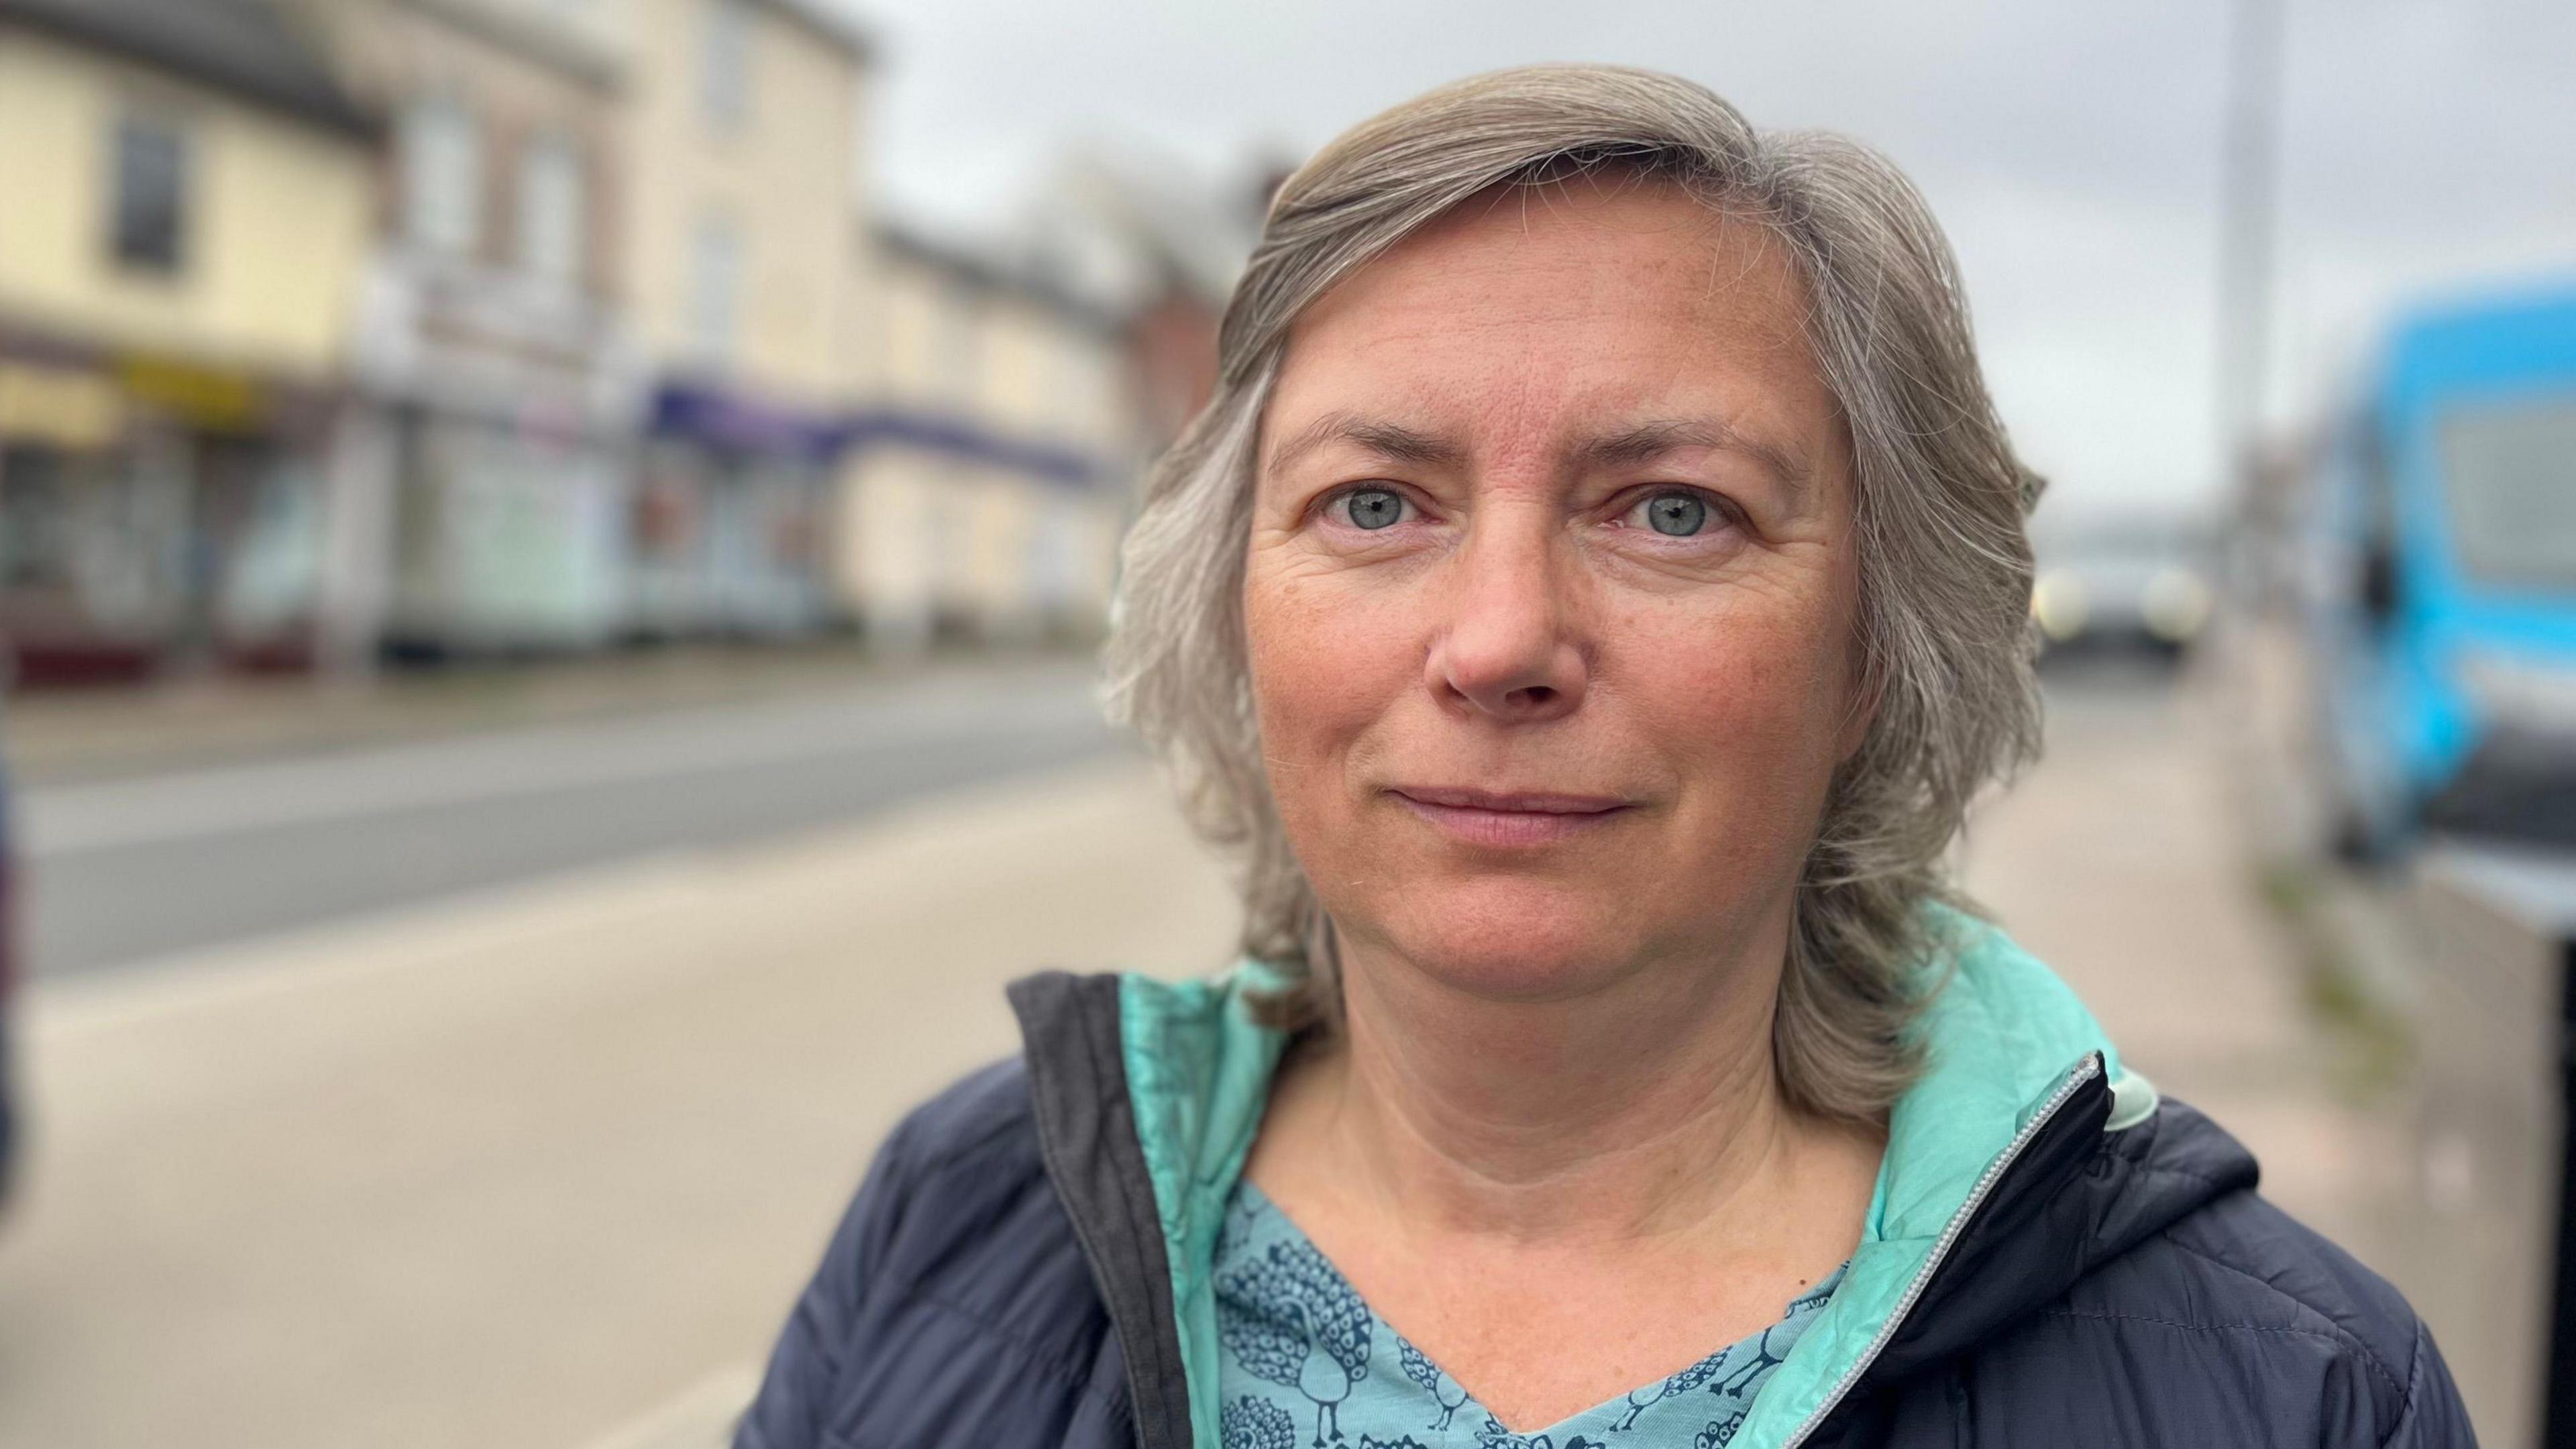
[{"left": 2308, "top": 282, "right": 2576, "bottom": 859}]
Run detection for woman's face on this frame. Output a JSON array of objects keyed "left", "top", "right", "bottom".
[{"left": 1243, "top": 182, "right": 1866, "bottom": 1003}]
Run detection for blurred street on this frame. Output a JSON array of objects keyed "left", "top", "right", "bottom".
[
  {"left": 0, "top": 659, "right": 2432, "bottom": 1449},
  {"left": 0, "top": 2, "right": 2567, "bottom": 1444},
  {"left": 1966, "top": 657, "right": 2415, "bottom": 1269},
  {"left": 14, "top": 656, "right": 1118, "bottom": 977}
]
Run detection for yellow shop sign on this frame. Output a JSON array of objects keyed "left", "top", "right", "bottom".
[
  {"left": 0, "top": 361, "right": 124, "bottom": 449},
  {"left": 118, "top": 353, "right": 268, "bottom": 432}
]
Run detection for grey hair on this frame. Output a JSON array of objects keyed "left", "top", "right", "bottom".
[{"left": 1103, "top": 64, "right": 2043, "bottom": 1126}]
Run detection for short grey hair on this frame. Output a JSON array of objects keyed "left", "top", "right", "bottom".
[{"left": 1104, "top": 64, "right": 2042, "bottom": 1125}]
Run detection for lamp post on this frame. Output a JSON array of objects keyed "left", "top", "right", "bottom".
[{"left": 2216, "top": 0, "right": 2287, "bottom": 500}]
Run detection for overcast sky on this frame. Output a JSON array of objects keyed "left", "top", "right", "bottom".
[{"left": 828, "top": 0, "right": 2576, "bottom": 519}]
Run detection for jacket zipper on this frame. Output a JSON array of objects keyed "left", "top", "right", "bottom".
[{"left": 1777, "top": 1052, "right": 2104, "bottom": 1449}]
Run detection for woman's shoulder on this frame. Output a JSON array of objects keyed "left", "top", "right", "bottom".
[
  {"left": 2080, "top": 1100, "right": 2422, "bottom": 1364},
  {"left": 2106, "top": 1186, "right": 2434, "bottom": 1387},
  {"left": 2019, "top": 1099, "right": 2469, "bottom": 1444},
  {"left": 738, "top": 1055, "right": 1130, "bottom": 1448},
  {"left": 855, "top": 1055, "right": 1059, "bottom": 1250},
  {"left": 775, "top": 1055, "right": 1062, "bottom": 1317},
  {"left": 883, "top": 1054, "right": 1046, "bottom": 1176},
  {"left": 740, "top": 1059, "right": 1114, "bottom": 1424}
]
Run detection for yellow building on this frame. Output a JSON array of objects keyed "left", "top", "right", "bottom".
[
  {"left": 611, "top": 0, "right": 872, "bottom": 637},
  {"left": 0, "top": 0, "right": 375, "bottom": 682}
]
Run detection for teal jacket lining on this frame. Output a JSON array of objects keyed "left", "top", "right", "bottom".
[{"left": 1116, "top": 906, "right": 2154, "bottom": 1449}]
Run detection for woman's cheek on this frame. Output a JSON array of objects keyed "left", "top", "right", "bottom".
[
  {"left": 1248, "top": 574, "right": 1420, "bottom": 824},
  {"left": 1631, "top": 601, "right": 1845, "bottom": 761}
]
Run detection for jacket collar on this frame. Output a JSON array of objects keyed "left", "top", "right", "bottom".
[
  {"left": 1008, "top": 970, "right": 1201, "bottom": 1449},
  {"left": 1019, "top": 908, "right": 2211, "bottom": 1449}
]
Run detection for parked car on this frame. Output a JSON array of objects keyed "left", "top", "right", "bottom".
[
  {"left": 2302, "top": 282, "right": 2576, "bottom": 859},
  {"left": 2029, "top": 509, "right": 2216, "bottom": 661}
]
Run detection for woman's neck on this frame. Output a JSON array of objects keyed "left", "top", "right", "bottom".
[{"left": 1258, "top": 922, "right": 1874, "bottom": 1250}]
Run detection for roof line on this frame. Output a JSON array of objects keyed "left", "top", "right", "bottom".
[{"left": 0, "top": 0, "right": 373, "bottom": 137}]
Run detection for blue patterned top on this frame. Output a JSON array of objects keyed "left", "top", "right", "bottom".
[{"left": 1214, "top": 1180, "right": 1846, "bottom": 1449}]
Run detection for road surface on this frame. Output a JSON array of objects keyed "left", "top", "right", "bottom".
[{"left": 17, "top": 659, "right": 1120, "bottom": 977}]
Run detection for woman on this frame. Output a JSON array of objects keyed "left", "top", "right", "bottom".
[{"left": 738, "top": 66, "right": 2469, "bottom": 1449}]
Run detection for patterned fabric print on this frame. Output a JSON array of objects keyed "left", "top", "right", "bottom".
[{"left": 1214, "top": 1181, "right": 1848, "bottom": 1449}]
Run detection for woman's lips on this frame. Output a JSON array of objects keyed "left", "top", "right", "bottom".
[{"left": 1386, "top": 786, "right": 1634, "bottom": 847}]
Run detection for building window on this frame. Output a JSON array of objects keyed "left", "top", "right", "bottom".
[
  {"left": 688, "top": 215, "right": 743, "bottom": 366},
  {"left": 0, "top": 445, "right": 74, "bottom": 588},
  {"left": 401, "top": 97, "right": 482, "bottom": 256},
  {"left": 703, "top": 0, "right": 753, "bottom": 129},
  {"left": 109, "top": 113, "right": 189, "bottom": 274},
  {"left": 516, "top": 131, "right": 586, "bottom": 286},
  {"left": 936, "top": 278, "right": 983, "bottom": 409}
]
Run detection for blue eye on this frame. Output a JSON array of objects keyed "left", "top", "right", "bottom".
[
  {"left": 1339, "top": 487, "right": 1408, "bottom": 530},
  {"left": 1638, "top": 491, "right": 1711, "bottom": 536}
]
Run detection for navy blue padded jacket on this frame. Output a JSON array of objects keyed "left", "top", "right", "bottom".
[{"left": 738, "top": 936, "right": 2475, "bottom": 1449}]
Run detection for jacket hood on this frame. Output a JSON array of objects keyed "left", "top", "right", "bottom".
[{"left": 1021, "top": 906, "right": 2255, "bottom": 1449}]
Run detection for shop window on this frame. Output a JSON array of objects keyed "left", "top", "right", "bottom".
[
  {"left": 688, "top": 215, "right": 743, "bottom": 367},
  {"left": 517, "top": 131, "right": 586, "bottom": 287},
  {"left": 109, "top": 113, "right": 189, "bottom": 274},
  {"left": 0, "top": 447, "right": 72, "bottom": 587},
  {"left": 402, "top": 97, "right": 483, "bottom": 256},
  {"left": 936, "top": 278, "right": 983, "bottom": 409}
]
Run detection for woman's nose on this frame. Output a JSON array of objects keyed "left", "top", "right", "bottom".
[{"left": 1424, "top": 527, "right": 1588, "bottom": 722}]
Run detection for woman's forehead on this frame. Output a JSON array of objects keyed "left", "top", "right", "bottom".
[
  {"left": 1300, "top": 179, "right": 1808, "bottom": 341},
  {"left": 1263, "top": 184, "right": 1835, "bottom": 476}
]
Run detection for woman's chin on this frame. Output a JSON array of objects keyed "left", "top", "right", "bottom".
[{"left": 1370, "top": 893, "right": 1648, "bottom": 1004}]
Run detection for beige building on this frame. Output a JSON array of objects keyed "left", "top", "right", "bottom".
[
  {"left": 611, "top": 0, "right": 871, "bottom": 639},
  {"left": 838, "top": 226, "right": 1136, "bottom": 650},
  {"left": 0, "top": 0, "right": 375, "bottom": 682},
  {"left": 276, "top": 0, "right": 647, "bottom": 663},
  {"left": 616, "top": 0, "right": 863, "bottom": 402},
  {"left": 605, "top": 0, "right": 1147, "bottom": 650}
]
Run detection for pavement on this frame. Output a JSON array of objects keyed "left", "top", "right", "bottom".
[
  {"left": 0, "top": 659, "right": 2462, "bottom": 1448},
  {"left": 1961, "top": 660, "right": 2419, "bottom": 1275},
  {"left": 0, "top": 757, "right": 1242, "bottom": 1449},
  {"left": 1965, "top": 657, "right": 2477, "bottom": 1432}
]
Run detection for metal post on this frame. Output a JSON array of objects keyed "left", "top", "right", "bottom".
[
  {"left": 2216, "top": 0, "right": 2287, "bottom": 492},
  {"left": 2421, "top": 846, "right": 2576, "bottom": 1444},
  {"left": 2552, "top": 932, "right": 2576, "bottom": 1449}
]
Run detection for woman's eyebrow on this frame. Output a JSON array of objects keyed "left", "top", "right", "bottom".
[
  {"left": 1264, "top": 412, "right": 1808, "bottom": 490},
  {"left": 1265, "top": 411, "right": 1466, "bottom": 475},
  {"left": 1576, "top": 418, "right": 1811, "bottom": 490}
]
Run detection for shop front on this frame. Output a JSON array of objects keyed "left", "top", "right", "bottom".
[
  {"left": 630, "top": 382, "right": 845, "bottom": 641},
  {"left": 831, "top": 407, "right": 1115, "bottom": 651},
  {"left": 0, "top": 333, "right": 340, "bottom": 686},
  {"left": 341, "top": 254, "right": 644, "bottom": 664}
]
